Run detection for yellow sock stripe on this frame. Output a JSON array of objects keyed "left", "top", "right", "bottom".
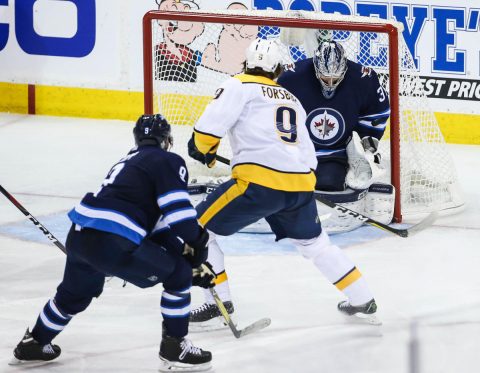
[
  {"left": 334, "top": 267, "right": 362, "bottom": 291},
  {"left": 198, "top": 179, "right": 249, "bottom": 226},
  {"left": 214, "top": 271, "right": 228, "bottom": 285}
]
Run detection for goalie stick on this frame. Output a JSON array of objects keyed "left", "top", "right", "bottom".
[
  {"left": 313, "top": 194, "right": 437, "bottom": 238},
  {"left": 212, "top": 156, "right": 437, "bottom": 238},
  {"left": 1, "top": 183, "right": 271, "bottom": 339}
]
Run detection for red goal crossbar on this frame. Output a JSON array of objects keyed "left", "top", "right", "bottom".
[{"left": 142, "top": 10, "right": 402, "bottom": 222}]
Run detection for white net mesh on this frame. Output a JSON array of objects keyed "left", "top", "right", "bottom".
[{"left": 146, "top": 9, "right": 463, "bottom": 220}]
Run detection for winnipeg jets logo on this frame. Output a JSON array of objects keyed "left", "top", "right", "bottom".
[
  {"left": 307, "top": 108, "right": 345, "bottom": 146},
  {"left": 314, "top": 112, "right": 336, "bottom": 137}
]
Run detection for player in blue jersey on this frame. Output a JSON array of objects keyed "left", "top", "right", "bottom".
[
  {"left": 277, "top": 39, "right": 394, "bottom": 231},
  {"left": 11, "top": 114, "right": 215, "bottom": 372}
]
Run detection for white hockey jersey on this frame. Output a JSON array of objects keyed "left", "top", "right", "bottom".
[{"left": 194, "top": 73, "right": 317, "bottom": 192}]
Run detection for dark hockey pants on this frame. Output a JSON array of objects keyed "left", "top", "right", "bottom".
[{"left": 32, "top": 225, "right": 192, "bottom": 344}]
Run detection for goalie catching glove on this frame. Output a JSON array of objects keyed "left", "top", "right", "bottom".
[
  {"left": 188, "top": 133, "right": 218, "bottom": 168},
  {"left": 346, "top": 132, "right": 385, "bottom": 190},
  {"left": 183, "top": 227, "right": 209, "bottom": 268},
  {"left": 192, "top": 262, "right": 217, "bottom": 289}
]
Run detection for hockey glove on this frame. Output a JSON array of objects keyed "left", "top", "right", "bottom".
[
  {"left": 346, "top": 132, "right": 385, "bottom": 190},
  {"left": 183, "top": 227, "right": 209, "bottom": 268},
  {"left": 188, "top": 134, "right": 206, "bottom": 164},
  {"left": 192, "top": 262, "right": 217, "bottom": 288},
  {"left": 187, "top": 133, "right": 218, "bottom": 168},
  {"left": 361, "top": 136, "right": 382, "bottom": 164}
]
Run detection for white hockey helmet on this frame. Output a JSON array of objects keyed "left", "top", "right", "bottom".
[
  {"left": 313, "top": 40, "right": 348, "bottom": 99},
  {"left": 245, "top": 38, "right": 284, "bottom": 74}
]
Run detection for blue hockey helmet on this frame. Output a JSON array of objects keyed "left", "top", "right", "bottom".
[
  {"left": 133, "top": 114, "right": 173, "bottom": 150},
  {"left": 313, "top": 40, "right": 348, "bottom": 99}
]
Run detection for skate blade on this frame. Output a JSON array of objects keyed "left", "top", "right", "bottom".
[
  {"left": 8, "top": 357, "right": 54, "bottom": 367},
  {"left": 159, "top": 357, "right": 211, "bottom": 372},
  {"left": 353, "top": 312, "right": 382, "bottom": 326},
  {"left": 189, "top": 316, "right": 236, "bottom": 333}
]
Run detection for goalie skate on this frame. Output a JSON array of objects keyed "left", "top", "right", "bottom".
[
  {"left": 9, "top": 328, "right": 61, "bottom": 366},
  {"left": 337, "top": 299, "right": 382, "bottom": 325},
  {"left": 159, "top": 334, "right": 212, "bottom": 372},
  {"left": 189, "top": 301, "right": 235, "bottom": 332}
]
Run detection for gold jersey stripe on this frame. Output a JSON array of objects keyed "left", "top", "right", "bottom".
[
  {"left": 232, "top": 164, "right": 316, "bottom": 192},
  {"left": 193, "top": 129, "right": 221, "bottom": 155},
  {"left": 198, "top": 179, "right": 250, "bottom": 226},
  {"left": 234, "top": 73, "right": 280, "bottom": 87},
  {"left": 214, "top": 271, "right": 228, "bottom": 285},
  {"left": 334, "top": 267, "right": 362, "bottom": 291}
]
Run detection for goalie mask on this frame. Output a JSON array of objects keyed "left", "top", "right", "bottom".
[
  {"left": 245, "top": 38, "right": 286, "bottom": 77},
  {"left": 133, "top": 114, "right": 173, "bottom": 151},
  {"left": 313, "top": 40, "right": 348, "bottom": 99}
]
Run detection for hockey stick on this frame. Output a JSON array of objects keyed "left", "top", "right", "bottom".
[
  {"left": 0, "top": 184, "right": 66, "bottom": 253},
  {"left": 212, "top": 157, "right": 437, "bottom": 238},
  {"left": 313, "top": 194, "right": 438, "bottom": 238},
  {"left": 209, "top": 287, "right": 271, "bottom": 339}
]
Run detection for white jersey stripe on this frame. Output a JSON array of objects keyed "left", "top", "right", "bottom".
[
  {"left": 157, "top": 191, "right": 190, "bottom": 208},
  {"left": 316, "top": 149, "right": 346, "bottom": 156},
  {"left": 163, "top": 208, "right": 197, "bottom": 225},
  {"left": 75, "top": 203, "right": 146, "bottom": 237},
  {"left": 359, "top": 108, "right": 391, "bottom": 119}
]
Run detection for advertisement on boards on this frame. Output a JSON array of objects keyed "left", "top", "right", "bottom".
[{"left": 0, "top": 0, "right": 478, "bottom": 123}]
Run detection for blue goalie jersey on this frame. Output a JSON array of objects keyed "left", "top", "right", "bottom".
[
  {"left": 278, "top": 58, "right": 390, "bottom": 161},
  {"left": 68, "top": 146, "right": 200, "bottom": 246}
]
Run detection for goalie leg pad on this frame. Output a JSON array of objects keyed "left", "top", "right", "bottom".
[
  {"left": 364, "top": 183, "right": 395, "bottom": 225},
  {"left": 315, "top": 188, "right": 368, "bottom": 233}
]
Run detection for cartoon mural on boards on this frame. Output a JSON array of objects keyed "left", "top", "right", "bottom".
[
  {"left": 201, "top": 2, "right": 258, "bottom": 75},
  {"left": 154, "top": 1, "right": 258, "bottom": 80},
  {"left": 154, "top": 0, "right": 205, "bottom": 82}
]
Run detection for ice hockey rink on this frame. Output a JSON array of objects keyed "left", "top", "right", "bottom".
[{"left": 0, "top": 113, "right": 479, "bottom": 373}]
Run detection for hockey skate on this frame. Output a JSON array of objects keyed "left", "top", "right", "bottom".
[
  {"left": 9, "top": 328, "right": 61, "bottom": 365},
  {"left": 159, "top": 334, "right": 212, "bottom": 372},
  {"left": 189, "top": 301, "right": 235, "bottom": 332},
  {"left": 337, "top": 298, "right": 382, "bottom": 325}
]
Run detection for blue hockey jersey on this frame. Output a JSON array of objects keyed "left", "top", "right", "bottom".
[
  {"left": 278, "top": 59, "right": 390, "bottom": 160},
  {"left": 68, "top": 145, "right": 200, "bottom": 246}
]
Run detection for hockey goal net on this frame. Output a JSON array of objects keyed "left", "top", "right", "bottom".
[{"left": 143, "top": 9, "right": 464, "bottom": 223}]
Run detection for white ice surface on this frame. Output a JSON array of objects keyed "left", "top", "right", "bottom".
[{"left": 0, "top": 113, "right": 479, "bottom": 373}]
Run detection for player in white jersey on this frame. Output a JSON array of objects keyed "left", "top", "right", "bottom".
[{"left": 187, "top": 38, "right": 380, "bottom": 330}]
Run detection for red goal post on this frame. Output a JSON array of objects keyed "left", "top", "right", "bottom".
[{"left": 143, "top": 9, "right": 463, "bottom": 224}]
